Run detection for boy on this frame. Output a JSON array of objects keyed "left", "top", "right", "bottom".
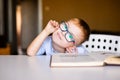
[{"left": 27, "top": 18, "right": 90, "bottom": 56}]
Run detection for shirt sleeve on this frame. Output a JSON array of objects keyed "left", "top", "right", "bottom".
[
  {"left": 36, "top": 36, "right": 52, "bottom": 55},
  {"left": 36, "top": 40, "right": 46, "bottom": 55},
  {"left": 77, "top": 45, "right": 89, "bottom": 55}
]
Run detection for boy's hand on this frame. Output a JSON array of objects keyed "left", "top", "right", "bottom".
[
  {"left": 66, "top": 46, "right": 78, "bottom": 53},
  {"left": 44, "top": 20, "right": 59, "bottom": 34}
]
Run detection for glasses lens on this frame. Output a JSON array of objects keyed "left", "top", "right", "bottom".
[
  {"left": 60, "top": 22, "right": 67, "bottom": 31},
  {"left": 65, "top": 33, "right": 74, "bottom": 42}
]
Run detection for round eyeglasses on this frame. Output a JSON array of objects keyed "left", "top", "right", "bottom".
[{"left": 60, "top": 22, "right": 75, "bottom": 43}]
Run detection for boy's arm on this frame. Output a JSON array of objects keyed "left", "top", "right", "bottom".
[
  {"left": 27, "top": 29, "right": 49, "bottom": 56},
  {"left": 27, "top": 20, "right": 59, "bottom": 56}
]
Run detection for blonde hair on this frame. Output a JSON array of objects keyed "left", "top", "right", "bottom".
[{"left": 70, "top": 18, "right": 91, "bottom": 43}]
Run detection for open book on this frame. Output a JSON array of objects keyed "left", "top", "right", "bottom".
[{"left": 50, "top": 52, "right": 120, "bottom": 67}]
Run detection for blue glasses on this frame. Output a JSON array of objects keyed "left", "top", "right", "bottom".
[{"left": 60, "top": 22, "right": 75, "bottom": 43}]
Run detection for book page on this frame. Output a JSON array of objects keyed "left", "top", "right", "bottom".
[
  {"left": 50, "top": 53, "right": 105, "bottom": 67},
  {"left": 88, "top": 52, "right": 120, "bottom": 65},
  {"left": 104, "top": 56, "right": 120, "bottom": 65}
]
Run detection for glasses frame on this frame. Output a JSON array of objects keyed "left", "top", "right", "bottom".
[{"left": 60, "top": 21, "right": 75, "bottom": 43}]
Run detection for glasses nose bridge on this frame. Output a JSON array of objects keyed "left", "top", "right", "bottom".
[{"left": 62, "top": 30, "right": 67, "bottom": 36}]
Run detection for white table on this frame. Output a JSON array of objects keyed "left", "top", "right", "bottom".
[{"left": 0, "top": 55, "right": 120, "bottom": 80}]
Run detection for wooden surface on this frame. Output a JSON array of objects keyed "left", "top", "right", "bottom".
[{"left": 0, "top": 44, "right": 10, "bottom": 55}]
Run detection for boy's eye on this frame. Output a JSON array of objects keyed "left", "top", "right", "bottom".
[
  {"left": 69, "top": 35, "right": 73, "bottom": 39},
  {"left": 66, "top": 33, "right": 74, "bottom": 42},
  {"left": 64, "top": 25, "right": 67, "bottom": 30},
  {"left": 62, "top": 25, "right": 67, "bottom": 30},
  {"left": 60, "top": 23, "right": 68, "bottom": 31}
]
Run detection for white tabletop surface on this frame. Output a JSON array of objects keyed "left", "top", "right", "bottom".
[{"left": 0, "top": 55, "right": 120, "bottom": 80}]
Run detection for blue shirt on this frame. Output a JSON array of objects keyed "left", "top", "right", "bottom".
[{"left": 36, "top": 36, "right": 88, "bottom": 55}]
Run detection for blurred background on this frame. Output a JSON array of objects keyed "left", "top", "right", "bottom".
[{"left": 0, "top": 0, "right": 120, "bottom": 55}]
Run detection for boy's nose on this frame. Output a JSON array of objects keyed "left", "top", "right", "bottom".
[{"left": 58, "top": 29, "right": 66, "bottom": 38}]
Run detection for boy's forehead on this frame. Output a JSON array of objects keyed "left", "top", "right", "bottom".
[
  {"left": 68, "top": 21, "right": 84, "bottom": 44},
  {"left": 67, "top": 21, "right": 81, "bottom": 31}
]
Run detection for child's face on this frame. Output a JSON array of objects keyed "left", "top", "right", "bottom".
[{"left": 52, "top": 20, "right": 84, "bottom": 48}]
